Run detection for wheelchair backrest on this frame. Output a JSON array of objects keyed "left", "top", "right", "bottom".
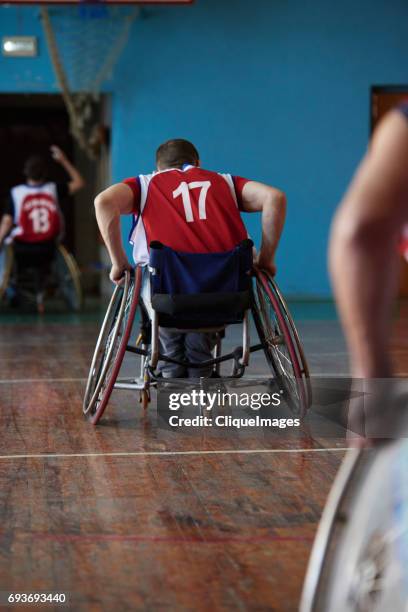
[{"left": 149, "top": 239, "right": 253, "bottom": 328}]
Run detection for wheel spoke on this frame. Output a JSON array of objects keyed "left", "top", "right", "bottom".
[
  {"left": 56, "top": 246, "right": 82, "bottom": 311},
  {"left": 83, "top": 270, "right": 140, "bottom": 422},
  {"left": 253, "top": 272, "right": 308, "bottom": 415}
]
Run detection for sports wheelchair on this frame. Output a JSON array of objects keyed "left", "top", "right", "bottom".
[
  {"left": 83, "top": 240, "right": 311, "bottom": 425},
  {"left": 0, "top": 241, "right": 83, "bottom": 313},
  {"left": 301, "top": 442, "right": 408, "bottom": 612},
  {"left": 301, "top": 388, "right": 408, "bottom": 612}
]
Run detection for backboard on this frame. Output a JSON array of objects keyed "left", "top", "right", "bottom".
[{"left": 2, "top": 0, "right": 193, "bottom": 4}]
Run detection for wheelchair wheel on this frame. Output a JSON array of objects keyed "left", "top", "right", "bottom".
[
  {"left": 55, "top": 244, "right": 83, "bottom": 311},
  {"left": 83, "top": 267, "right": 141, "bottom": 425},
  {"left": 0, "top": 244, "right": 14, "bottom": 302},
  {"left": 252, "top": 269, "right": 311, "bottom": 416},
  {"left": 300, "top": 442, "right": 408, "bottom": 612}
]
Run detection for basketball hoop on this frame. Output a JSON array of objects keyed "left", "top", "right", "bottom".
[{"left": 41, "top": 3, "right": 139, "bottom": 160}]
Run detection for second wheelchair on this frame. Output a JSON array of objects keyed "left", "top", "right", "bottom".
[{"left": 0, "top": 241, "right": 83, "bottom": 313}]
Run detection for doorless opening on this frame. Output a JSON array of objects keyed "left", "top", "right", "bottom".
[{"left": 0, "top": 93, "right": 109, "bottom": 295}]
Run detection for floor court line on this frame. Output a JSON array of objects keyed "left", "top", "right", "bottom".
[
  {"left": 0, "top": 448, "right": 348, "bottom": 460},
  {"left": 5, "top": 531, "right": 315, "bottom": 545},
  {"left": 0, "top": 375, "right": 280, "bottom": 383},
  {"left": 0, "top": 377, "right": 87, "bottom": 384},
  {"left": 0, "top": 374, "right": 357, "bottom": 384}
]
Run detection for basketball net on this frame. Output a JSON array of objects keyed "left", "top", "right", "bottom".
[{"left": 41, "top": 4, "right": 139, "bottom": 160}]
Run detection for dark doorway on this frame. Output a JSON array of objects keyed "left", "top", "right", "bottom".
[
  {"left": 0, "top": 93, "right": 105, "bottom": 294},
  {"left": 371, "top": 86, "right": 408, "bottom": 297},
  {"left": 0, "top": 94, "right": 76, "bottom": 251}
]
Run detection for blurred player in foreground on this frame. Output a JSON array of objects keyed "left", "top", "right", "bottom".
[{"left": 330, "top": 103, "right": 408, "bottom": 379}]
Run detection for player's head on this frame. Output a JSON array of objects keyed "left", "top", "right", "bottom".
[
  {"left": 23, "top": 155, "right": 47, "bottom": 182},
  {"left": 156, "top": 139, "right": 200, "bottom": 171}
]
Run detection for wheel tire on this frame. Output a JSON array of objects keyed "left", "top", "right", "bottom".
[
  {"left": 56, "top": 244, "right": 83, "bottom": 312},
  {"left": 252, "top": 269, "right": 310, "bottom": 416},
  {"left": 301, "top": 442, "right": 408, "bottom": 612},
  {"left": 83, "top": 267, "right": 141, "bottom": 425},
  {"left": 0, "top": 244, "right": 14, "bottom": 303},
  {"left": 267, "top": 275, "right": 312, "bottom": 407}
]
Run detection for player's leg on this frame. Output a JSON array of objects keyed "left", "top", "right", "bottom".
[
  {"left": 329, "top": 110, "right": 408, "bottom": 378},
  {"left": 159, "top": 328, "right": 187, "bottom": 378},
  {"left": 185, "top": 332, "right": 217, "bottom": 378},
  {"left": 139, "top": 265, "right": 187, "bottom": 378}
]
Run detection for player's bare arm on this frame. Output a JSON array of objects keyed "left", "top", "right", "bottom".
[
  {"left": 50, "top": 145, "right": 85, "bottom": 195},
  {"left": 330, "top": 110, "right": 408, "bottom": 377},
  {"left": 0, "top": 214, "right": 13, "bottom": 248},
  {"left": 94, "top": 183, "right": 134, "bottom": 284},
  {"left": 240, "top": 180, "right": 286, "bottom": 276}
]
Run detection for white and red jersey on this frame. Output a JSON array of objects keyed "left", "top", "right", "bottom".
[
  {"left": 124, "top": 165, "right": 250, "bottom": 265},
  {"left": 9, "top": 183, "right": 63, "bottom": 244}
]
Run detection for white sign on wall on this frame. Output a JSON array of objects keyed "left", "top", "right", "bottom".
[{"left": 2, "top": 36, "right": 37, "bottom": 57}]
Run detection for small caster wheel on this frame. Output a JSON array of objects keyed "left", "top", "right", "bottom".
[{"left": 139, "top": 389, "right": 150, "bottom": 410}]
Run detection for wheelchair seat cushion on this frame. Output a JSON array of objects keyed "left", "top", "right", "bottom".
[{"left": 149, "top": 239, "right": 253, "bottom": 327}]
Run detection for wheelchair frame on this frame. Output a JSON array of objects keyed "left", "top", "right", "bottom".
[
  {"left": 0, "top": 242, "right": 83, "bottom": 312},
  {"left": 83, "top": 266, "right": 311, "bottom": 425}
]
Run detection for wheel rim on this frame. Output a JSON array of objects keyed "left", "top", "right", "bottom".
[
  {"left": 82, "top": 281, "right": 125, "bottom": 415},
  {"left": 0, "top": 245, "right": 14, "bottom": 302},
  {"left": 269, "top": 277, "right": 312, "bottom": 406},
  {"left": 83, "top": 271, "right": 131, "bottom": 416},
  {"left": 253, "top": 270, "right": 308, "bottom": 416},
  {"left": 56, "top": 245, "right": 82, "bottom": 311},
  {"left": 311, "top": 442, "right": 408, "bottom": 612},
  {"left": 85, "top": 268, "right": 141, "bottom": 424},
  {"left": 92, "top": 284, "right": 134, "bottom": 411}
]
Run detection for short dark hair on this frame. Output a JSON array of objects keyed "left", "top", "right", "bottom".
[
  {"left": 156, "top": 139, "right": 199, "bottom": 170},
  {"left": 23, "top": 155, "right": 47, "bottom": 182}
]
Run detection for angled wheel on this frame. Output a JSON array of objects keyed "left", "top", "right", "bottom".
[
  {"left": 266, "top": 273, "right": 312, "bottom": 407},
  {"left": 83, "top": 267, "right": 141, "bottom": 425},
  {"left": 252, "top": 269, "right": 311, "bottom": 416},
  {"left": 301, "top": 441, "right": 408, "bottom": 612},
  {"left": 55, "top": 244, "right": 83, "bottom": 311},
  {"left": 0, "top": 244, "right": 14, "bottom": 303}
]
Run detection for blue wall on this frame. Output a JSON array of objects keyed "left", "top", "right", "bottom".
[
  {"left": 1, "top": 0, "right": 408, "bottom": 296},
  {"left": 0, "top": 6, "right": 55, "bottom": 90}
]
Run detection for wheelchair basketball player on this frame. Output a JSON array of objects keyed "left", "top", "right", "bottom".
[
  {"left": 0, "top": 145, "right": 84, "bottom": 310},
  {"left": 94, "top": 138, "right": 286, "bottom": 377},
  {"left": 330, "top": 102, "right": 408, "bottom": 379}
]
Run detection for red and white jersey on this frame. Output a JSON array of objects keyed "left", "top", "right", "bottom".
[
  {"left": 10, "top": 183, "right": 62, "bottom": 243},
  {"left": 124, "top": 165, "right": 249, "bottom": 265}
]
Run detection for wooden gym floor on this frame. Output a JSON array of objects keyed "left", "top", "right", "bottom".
[{"left": 1, "top": 302, "right": 407, "bottom": 611}]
